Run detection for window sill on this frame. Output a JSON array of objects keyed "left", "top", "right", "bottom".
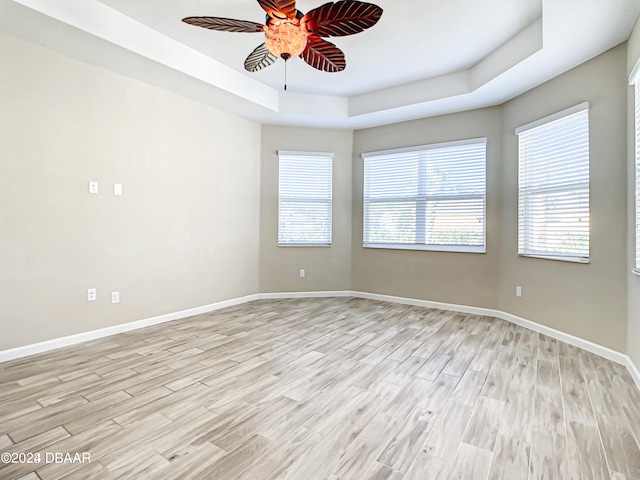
[
  {"left": 364, "top": 243, "right": 485, "bottom": 254},
  {"left": 278, "top": 244, "right": 332, "bottom": 248},
  {"left": 518, "top": 253, "right": 589, "bottom": 264}
]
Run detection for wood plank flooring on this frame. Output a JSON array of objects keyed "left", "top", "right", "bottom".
[{"left": 0, "top": 297, "right": 639, "bottom": 480}]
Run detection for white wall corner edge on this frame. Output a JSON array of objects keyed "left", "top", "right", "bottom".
[{"left": 1, "top": 289, "right": 638, "bottom": 392}]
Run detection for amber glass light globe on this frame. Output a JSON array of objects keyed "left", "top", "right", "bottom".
[{"left": 263, "top": 20, "right": 308, "bottom": 60}]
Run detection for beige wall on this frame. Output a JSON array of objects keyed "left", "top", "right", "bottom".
[
  {"left": 499, "top": 44, "right": 628, "bottom": 351},
  {"left": 352, "top": 108, "right": 503, "bottom": 309},
  {"left": 1, "top": 28, "right": 635, "bottom": 359},
  {"left": 351, "top": 45, "right": 629, "bottom": 352},
  {"left": 628, "top": 18, "right": 640, "bottom": 366},
  {"left": 0, "top": 33, "right": 261, "bottom": 350},
  {"left": 259, "top": 125, "right": 353, "bottom": 292}
]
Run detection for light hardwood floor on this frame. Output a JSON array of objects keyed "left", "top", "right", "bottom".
[{"left": 1, "top": 297, "right": 639, "bottom": 480}]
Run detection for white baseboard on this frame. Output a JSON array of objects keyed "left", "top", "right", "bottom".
[
  {"left": 494, "top": 311, "right": 628, "bottom": 365},
  {"left": 0, "top": 294, "right": 259, "bottom": 364},
  {"left": 257, "top": 291, "right": 354, "bottom": 300},
  {"left": 627, "top": 356, "right": 640, "bottom": 390},
  {"left": 351, "top": 290, "right": 632, "bottom": 364},
  {"left": 1, "top": 289, "right": 639, "bottom": 392},
  {"left": 354, "top": 291, "right": 500, "bottom": 317},
  {"left": 260, "top": 290, "right": 637, "bottom": 385}
]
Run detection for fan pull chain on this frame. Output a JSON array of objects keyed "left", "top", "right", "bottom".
[{"left": 284, "top": 59, "right": 288, "bottom": 91}]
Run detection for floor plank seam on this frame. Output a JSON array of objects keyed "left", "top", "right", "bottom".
[{"left": 1, "top": 298, "right": 639, "bottom": 480}]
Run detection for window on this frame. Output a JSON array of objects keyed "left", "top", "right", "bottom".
[
  {"left": 516, "top": 103, "right": 590, "bottom": 263},
  {"left": 362, "top": 138, "right": 487, "bottom": 253},
  {"left": 278, "top": 151, "right": 333, "bottom": 246},
  {"left": 632, "top": 66, "right": 640, "bottom": 274}
]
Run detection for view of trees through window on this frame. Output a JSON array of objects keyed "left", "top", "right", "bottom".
[
  {"left": 278, "top": 152, "right": 333, "bottom": 246},
  {"left": 363, "top": 140, "right": 486, "bottom": 252},
  {"left": 517, "top": 106, "right": 590, "bottom": 261}
]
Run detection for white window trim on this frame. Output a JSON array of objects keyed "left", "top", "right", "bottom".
[
  {"left": 514, "top": 102, "right": 589, "bottom": 135},
  {"left": 362, "top": 137, "right": 487, "bottom": 254},
  {"left": 364, "top": 243, "right": 485, "bottom": 253},
  {"left": 277, "top": 150, "right": 333, "bottom": 247},
  {"left": 361, "top": 137, "right": 487, "bottom": 159},
  {"left": 516, "top": 104, "right": 590, "bottom": 264},
  {"left": 518, "top": 253, "right": 589, "bottom": 264},
  {"left": 631, "top": 60, "right": 640, "bottom": 276},
  {"left": 278, "top": 150, "right": 334, "bottom": 159}
]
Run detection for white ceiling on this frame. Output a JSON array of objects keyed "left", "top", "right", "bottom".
[{"left": 1, "top": 0, "right": 639, "bottom": 129}]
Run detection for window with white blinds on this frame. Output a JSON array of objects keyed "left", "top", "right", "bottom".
[
  {"left": 516, "top": 103, "right": 590, "bottom": 263},
  {"left": 633, "top": 73, "right": 640, "bottom": 274},
  {"left": 362, "top": 138, "right": 487, "bottom": 253},
  {"left": 278, "top": 151, "right": 333, "bottom": 246}
]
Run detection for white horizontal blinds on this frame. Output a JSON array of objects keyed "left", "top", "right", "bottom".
[
  {"left": 517, "top": 106, "right": 590, "bottom": 261},
  {"left": 278, "top": 152, "right": 332, "bottom": 245},
  {"left": 635, "top": 81, "right": 640, "bottom": 271},
  {"left": 363, "top": 139, "right": 486, "bottom": 250},
  {"left": 365, "top": 154, "right": 419, "bottom": 244}
]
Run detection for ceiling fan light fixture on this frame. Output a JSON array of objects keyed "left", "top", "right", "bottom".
[
  {"left": 263, "top": 20, "right": 308, "bottom": 60},
  {"left": 182, "top": 0, "right": 383, "bottom": 74}
]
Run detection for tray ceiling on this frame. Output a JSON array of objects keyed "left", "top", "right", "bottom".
[{"left": 1, "top": 0, "right": 639, "bottom": 128}]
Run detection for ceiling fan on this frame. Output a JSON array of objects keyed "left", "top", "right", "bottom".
[{"left": 182, "top": 0, "right": 383, "bottom": 81}]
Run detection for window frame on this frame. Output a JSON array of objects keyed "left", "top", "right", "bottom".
[
  {"left": 631, "top": 62, "right": 640, "bottom": 276},
  {"left": 277, "top": 150, "right": 333, "bottom": 247},
  {"left": 515, "top": 102, "right": 591, "bottom": 264},
  {"left": 361, "top": 137, "right": 488, "bottom": 254}
]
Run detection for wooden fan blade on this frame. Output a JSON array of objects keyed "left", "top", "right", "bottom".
[
  {"left": 257, "top": 0, "right": 297, "bottom": 20},
  {"left": 302, "top": 1, "right": 383, "bottom": 37},
  {"left": 245, "top": 43, "right": 277, "bottom": 72},
  {"left": 301, "top": 36, "right": 345, "bottom": 72},
  {"left": 182, "top": 17, "right": 263, "bottom": 33}
]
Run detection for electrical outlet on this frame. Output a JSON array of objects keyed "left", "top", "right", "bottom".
[
  {"left": 516, "top": 286, "right": 522, "bottom": 298},
  {"left": 87, "top": 288, "right": 97, "bottom": 301},
  {"left": 299, "top": 269, "right": 305, "bottom": 278},
  {"left": 89, "top": 181, "right": 98, "bottom": 194},
  {"left": 114, "top": 184, "right": 123, "bottom": 196},
  {"left": 111, "top": 291, "right": 120, "bottom": 304}
]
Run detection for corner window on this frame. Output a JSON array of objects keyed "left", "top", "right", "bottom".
[
  {"left": 278, "top": 151, "right": 333, "bottom": 246},
  {"left": 516, "top": 103, "right": 590, "bottom": 263},
  {"left": 362, "top": 138, "right": 487, "bottom": 253}
]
